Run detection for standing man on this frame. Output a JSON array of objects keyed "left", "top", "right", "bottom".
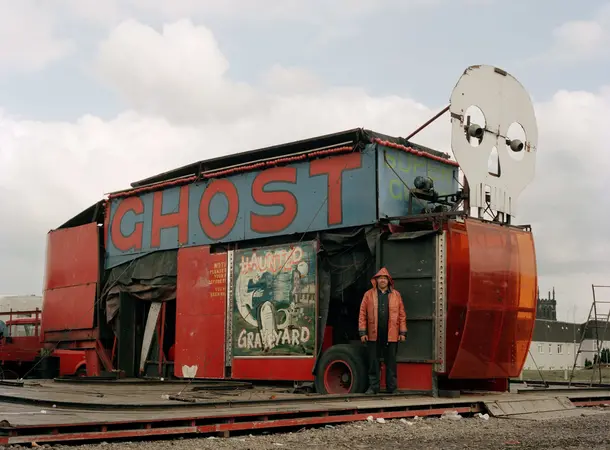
[{"left": 358, "top": 268, "right": 407, "bottom": 394}]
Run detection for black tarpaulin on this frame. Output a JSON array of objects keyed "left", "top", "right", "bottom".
[
  {"left": 103, "top": 250, "right": 177, "bottom": 323},
  {"left": 312, "top": 226, "right": 379, "bottom": 373}
]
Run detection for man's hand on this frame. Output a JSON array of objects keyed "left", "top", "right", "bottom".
[
  {"left": 361, "top": 335, "right": 368, "bottom": 343},
  {"left": 399, "top": 334, "right": 406, "bottom": 342}
]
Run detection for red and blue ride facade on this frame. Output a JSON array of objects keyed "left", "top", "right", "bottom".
[{"left": 41, "top": 129, "right": 537, "bottom": 393}]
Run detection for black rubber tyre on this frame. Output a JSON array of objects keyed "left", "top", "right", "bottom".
[
  {"left": 75, "top": 366, "right": 87, "bottom": 377},
  {"left": 314, "top": 344, "right": 368, "bottom": 394}
]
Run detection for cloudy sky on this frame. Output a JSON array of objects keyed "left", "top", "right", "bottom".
[{"left": 0, "top": 0, "right": 609, "bottom": 322}]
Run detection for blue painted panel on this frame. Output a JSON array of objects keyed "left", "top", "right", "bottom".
[
  {"left": 105, "top": 148, "right": 378, "bottom": 268},
  {"left": 377, "top": 145, "right": 459, "bottom": 219}
]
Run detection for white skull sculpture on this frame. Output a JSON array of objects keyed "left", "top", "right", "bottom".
[{"left": 449, "top": 65, "right": 538, "bottom": 218}]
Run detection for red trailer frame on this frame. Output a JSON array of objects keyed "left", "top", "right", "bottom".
[
  {"left": 1, "top": 309, "right": 87, "bottom": 379},
  {"left": 37, "top": 131, "right": 537, "bottom": 395}
]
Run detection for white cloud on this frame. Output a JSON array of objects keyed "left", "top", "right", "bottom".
[
  {"left": 261, "top": 65, "right": 324, "bottom": 95},
  {"left": 0, "top": 18, "right": 608, "bottom": 324},
  {"left": 94, "top": 19, "right": 262, "bottom": 124},
  {"left": 0, "top": 0, "right": 74, "bottom": 74},
  {"left": 58, "top": 0, "right": 123, "bottom": 25},
  {"left": 536, "top": 3, "right": 610, "bottom": 64},
  {"left": 125, "top": 0, "right": 443, "bottom": 22}
]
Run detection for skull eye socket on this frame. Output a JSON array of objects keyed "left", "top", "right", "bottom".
[
  {"left": 464, "top": 105, "right": 486, "bottom": 147},
  {"left": 506, "top": 122, "right": 526, "bottom": 161}
]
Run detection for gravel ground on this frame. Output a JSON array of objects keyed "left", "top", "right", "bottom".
[{"left": 4, "top": 408, "right": 610, "bottom": 450}]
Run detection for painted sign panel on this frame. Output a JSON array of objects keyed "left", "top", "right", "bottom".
[
  {"left": 232, "top": 241, "right": 317, "bottom": 358},
  {"left": 377, "top": 145, "right": 459, "bottom": 219},
  {"left": 106, "top": 150, "right": 377, "bottom": 268}
]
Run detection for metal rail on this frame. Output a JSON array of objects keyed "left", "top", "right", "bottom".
[{"left": 0, "top": 399, "right": 483, "bottom": 445}]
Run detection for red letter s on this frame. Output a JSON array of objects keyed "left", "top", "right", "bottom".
[{"left": 250, "top": 167, "right": 297, "bottom": 233}]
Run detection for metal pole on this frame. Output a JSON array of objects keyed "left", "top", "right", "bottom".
[{"left": 405, "top": 105, "right": 450, "bottom": 141}]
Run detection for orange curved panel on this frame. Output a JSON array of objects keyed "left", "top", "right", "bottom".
[
  {"left": 448, "top": 219, "right": 537, "bottom": 379},
  {"left": 444, "top": 221, "right": 469, "bottom": 374}
]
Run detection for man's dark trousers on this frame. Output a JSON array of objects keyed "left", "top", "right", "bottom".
[{"left": 367, "top": 340, "right": 398, "bottom": 393}]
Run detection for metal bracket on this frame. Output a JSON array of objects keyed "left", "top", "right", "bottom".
[
  {"left": 225, "top": 250, "right": 234, "bottom": 367},
  {"left": 435, "top": 232, "right": 447, "bottom": 373}
]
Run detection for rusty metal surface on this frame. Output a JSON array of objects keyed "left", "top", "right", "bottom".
[
  {"left": 0, "top": 390, "right": 487, "bottom": 428},
  {"left": 1, "top": 382, "right": 610, "bottom": 445},
  {"left": 2, "top": 380, "right": 610, "bottom": 419},
  {"left": 43, "top": 222, "right": 100, "bottom": 336}
]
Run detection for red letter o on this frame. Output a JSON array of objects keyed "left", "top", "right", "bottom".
[{"left": 199, "top": 179, "right": 239, "bottom": 240}]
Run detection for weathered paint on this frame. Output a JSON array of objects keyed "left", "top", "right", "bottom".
[
  {"left": 232, "top": 241, "right": 317, "bottom": 358},
  {"left": 42, "top": 223, "right": 100, "bottom": 335},
  {"left": 106, "top": 150, "right": 377, "bottom": 268},
  {"left": 175, "top": 246, "right": 228, "bottom": 379},
  {"left": 377, "top": 145, "right": 459, "bottom": 218}
]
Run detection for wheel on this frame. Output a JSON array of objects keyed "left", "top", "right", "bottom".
[
  {"left": 75, "top": 366, "right": 87, "bottom": 377},
  {"left": 314, "top": 344, "right": 368, "bottom": 394}
]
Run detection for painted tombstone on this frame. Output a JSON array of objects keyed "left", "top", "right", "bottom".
[{"left": 232, "top": 241, "right": 317, "bottom": 357}]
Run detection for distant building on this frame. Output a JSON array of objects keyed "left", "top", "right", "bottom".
[
  {"left": 523, "top": 319, "right": 578, "bottom": 370},
  {"left": 522, "top": 288, "right": 609, "bottom": 371},
  {"left": 536, "top": 287, "right": 557, "bottom": 321}
]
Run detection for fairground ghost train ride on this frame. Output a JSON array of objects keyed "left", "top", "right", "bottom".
[{"left": 40, "top": 65, "right": 539, "bottom": 394}]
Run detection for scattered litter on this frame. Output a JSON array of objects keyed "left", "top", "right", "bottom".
[
  {"left": 400, "top": 418, "right": 415, "bottom": 426},
  {"left": 52, "top": 404, "right": 56, "bottom": 408},
  {"left": 476, "top": 413, "right": 490, "bottom": 420},
  {"left": 161, "top": 394, "right": 170, "bottom": 400},
  {"left": 273, "top": 443, "right": 284, "bottom": 446},
  {"left": 325, "top": 424, "right": 335, "bottom": 429},
  {"left": 376, "top": 417, "right": 386, "bottom": 424},
  {"left": 440, "top": 410, "right": 462, "bottom": 421},
  {"left": 366, "top": 415, "right": 374, "bottom": 422},
  {"left": 39, "top": 410, "right": 47, "bottom": 414},
  {"left": 413, "top": 415, "right": 423, "bottom": 421}
]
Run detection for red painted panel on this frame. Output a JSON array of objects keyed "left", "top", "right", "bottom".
[
  {"left": 175, "top": 246, "right": 227, "bottom": 379},
  {"left": 382, "top": 363, "right": 433, "bottom": 391},
  {"left": 42, "top": 223, "right": 99, "bottom": 338},
  {"left": 45, "top": 223, "right": 99, "bottom": 290},
  {"left": 53, "top": 349, "right": 87, "bottom": 376},
  {"left": 232, "top": 357, "right": 315, "bottom": 381},
  {"left": 448, "top": 219, "right": 537, "bottom": 379},
  {"left": 42, "top": 284, "right": 97, "bottom": 332}
]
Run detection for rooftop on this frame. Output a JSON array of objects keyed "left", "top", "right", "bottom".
[{"left": 128, "top": 128, "right": 455, "bottom": 189}]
